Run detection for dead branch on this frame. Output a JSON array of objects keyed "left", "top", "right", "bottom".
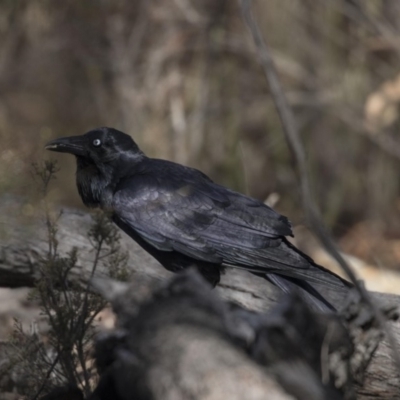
[{"left": 239, "top": 0, "right": 400, "bottom": 375}]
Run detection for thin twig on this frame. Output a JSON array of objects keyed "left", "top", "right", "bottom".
[
  {"left": 31, "top": 354, "right": 60, "bottom": 400},
  {"left": 326, "top": 0, "right": 400, "bottom": 58},
  {"left": 240, "top": 0, "right": 400, "bottom": 374},
  {"left": 320, "top": 322, "right": 335, "bottom": 384},
  {"left": 76, "top": 236, "right": 104, "bottom": 395}
]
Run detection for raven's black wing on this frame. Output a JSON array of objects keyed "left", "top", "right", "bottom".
[{"left": 112, "top": 163, "right": 348, "bottom": 295}]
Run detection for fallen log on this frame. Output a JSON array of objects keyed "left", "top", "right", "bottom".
[
  {"left": 88, "top": 269, "right": 397, "bottom": 400},
  {"left": 0, "top": 199, "right": 399, "bottom": 398},
  {"left": 89, "top": 270, "right": 342, "bottom": 400}
]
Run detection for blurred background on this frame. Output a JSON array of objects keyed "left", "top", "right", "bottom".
[{"left": 1, "top": 0, "right": 400, "bottom": 291}]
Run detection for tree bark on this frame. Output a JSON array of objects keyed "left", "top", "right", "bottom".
[{"left": 0, "top": 199, "right": 399, "bottom": 399}]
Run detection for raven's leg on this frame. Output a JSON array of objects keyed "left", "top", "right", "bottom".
[
  {"left": 194, "top": 262, "right": 221, "bottom": 287},
  {"left": 157, "top": 252, "right": 221, "bottom": 287}
]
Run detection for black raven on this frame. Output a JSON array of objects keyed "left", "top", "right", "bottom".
[{"left": 45, "top": 127, "right": 351, "bottom": 311}]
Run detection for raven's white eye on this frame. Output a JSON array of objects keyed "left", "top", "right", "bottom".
[{"left": 93, "top": 139, "right": 102, "bottom": 147}]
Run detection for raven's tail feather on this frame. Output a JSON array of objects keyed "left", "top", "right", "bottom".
[{"left": 264, "top": 273, "right": 336, "bottom": 312}]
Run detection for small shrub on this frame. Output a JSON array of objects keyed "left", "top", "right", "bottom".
[{"left": 2, "top": 160, "right": 129, "bottom": 399}]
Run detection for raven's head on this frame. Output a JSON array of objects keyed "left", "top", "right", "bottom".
[
  {"left": 45, "top": 127, "right": 145, "bottom": 207},
  {"left": 45, "top": 127, "right": 143, "bottom": 166}
]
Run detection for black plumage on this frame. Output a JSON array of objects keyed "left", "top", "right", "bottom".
[{"left": 45, "top": 127, "right": 351, "bottom": 311}]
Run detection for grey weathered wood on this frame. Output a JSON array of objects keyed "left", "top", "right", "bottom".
[{"left": 0, "top": 200, "right": 399, "bottom": 398}]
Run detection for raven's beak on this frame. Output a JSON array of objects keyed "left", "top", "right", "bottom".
[{"left": 45, "top": 136, "right": 87, "bottom": 156}]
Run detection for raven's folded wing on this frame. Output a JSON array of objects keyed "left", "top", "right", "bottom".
[
  {"left": 112, "top": 173, "right": 351, "bottom": 294},
  {"left": 112, "top": 175, "right": 313, "bottom": 271}
]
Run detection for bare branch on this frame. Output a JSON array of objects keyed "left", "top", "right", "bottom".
[{"left": 240, "top": 0, "right": 400, "bottom": 374}]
